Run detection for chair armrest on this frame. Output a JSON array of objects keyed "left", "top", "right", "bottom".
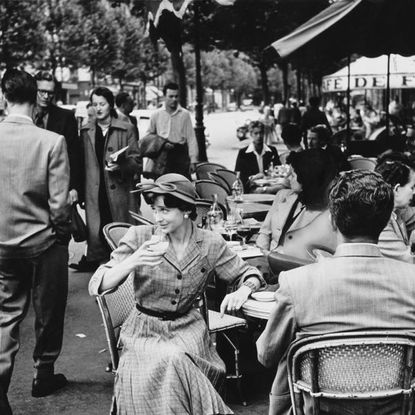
[{"left": 267, "top": 251, "right": 313, "bottom": 274}]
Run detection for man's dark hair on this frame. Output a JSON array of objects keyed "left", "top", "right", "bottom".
[
  {"left": 1, "top": 69, "right": 37, "bottom": 105},
  {"left": 115, "top": 91, "right": 132, "bottom": 108},
  {"left": 287, "top": 148, "right": 337, "bottom": 209},
  {"left": 163, "top": 82, "right": 179, "bottom": 95},
  {"left": 309, "top": 96, "right": 321, "bottom": 107},
  {"left": 34, "top": 70, "right": 57, "bottom": 84},
  {"left": 310, "top": 124, "right": 332, "bottom": 146},
  {"left": 281, "top": 123, "right": 301, "bottom": 146},
  {"left": 90, "top": 87, "right": 117, "bottom": 118},
  {"left": 375, "top": 160, "right": 411, "bottom": 188},
  {"left": 249, "top": 120, "right": 265, "bottom": 134},
  {"left": 329, "top": 170, "right": 394, "bottom": 241}
]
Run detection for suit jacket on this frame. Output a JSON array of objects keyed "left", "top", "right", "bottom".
[
  {"left": 234, "top": 145, "right": 280, "bottom": 191},
  {"left": 256, "top": 189, "right": 337, "bottom": 258},
  {"left": 378, "top": 211, "right": 414, "bottom": 263},
  {"left": 46, "top": 104, "right": 83, "bottom": 196},
  {"left": 257, "top": 243, "right": 415, "bottom": 415},
  {"left": 0, "top": 115, "right": 71, "bottom": 258}
]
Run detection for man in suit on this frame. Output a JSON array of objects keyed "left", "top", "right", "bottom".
[
  {"left": 257, "top": 170, "right": 415, "bottom": 415},
  {"left": 34, "top": 71, "right": 83, "bottom": 203},
  {"left": 0, "top": 69, "right": 71, "bottom": 414},
  {"left": 235, "top": 120, "right": 280, "bottom": 193}
]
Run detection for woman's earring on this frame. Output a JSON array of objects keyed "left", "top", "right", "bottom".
[{"left": 184, "top": 213, "right": 189, "bottom": 219}]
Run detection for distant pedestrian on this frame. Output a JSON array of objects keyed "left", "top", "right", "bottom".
[
  {"left": 115, "top": 91, "right": 139, "bottom": 139},
  {"left": 34, "top": 71, "right": 83, "bottom": 204},
  {"left": 0, "top": 69, "right": 72, "bottom": 414},
  {"left": 300, "top": 96, "right": 332, "bottom": 147},
  {"left": 146, "top": 82, "right": 198, "bottom": 178}
]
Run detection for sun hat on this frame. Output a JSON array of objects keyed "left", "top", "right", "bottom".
[{"left": 134, "top": 173, "right": 197, "bottom": 205}]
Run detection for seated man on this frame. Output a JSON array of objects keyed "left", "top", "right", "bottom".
[
  {"left": 279, "top": 123, "right": 303, "bottom": 165},
  {"left": 308, "top": 124, "right": 351, "bottom": 172},
  {"left": 235, "top": 120, "right": 280, "bottom": 193},
  {"left": 257, "top": 170, "right": 415, "bottom": 415}
]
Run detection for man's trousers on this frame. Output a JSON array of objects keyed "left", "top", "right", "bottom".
[{"left": 0, "top": 242, "right": 68, "bottom": 398}]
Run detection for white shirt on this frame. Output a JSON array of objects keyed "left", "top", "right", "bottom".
[
  {"left": 245, "top": 143, "right": 273, "bottom": 173},
  {"left": 148, "top": 104, "right": 198, "bottom": 163}
]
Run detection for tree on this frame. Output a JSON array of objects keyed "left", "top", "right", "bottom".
[{"left": 0, "top": 0, "right": 45, "bottom": 69}]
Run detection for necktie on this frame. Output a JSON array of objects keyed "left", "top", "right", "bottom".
[{"left": 35, "top": 111, "right": 46, "bottom": 129}]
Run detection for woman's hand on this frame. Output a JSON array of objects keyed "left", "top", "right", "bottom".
[
  {"left": 124, "top": 240, "right": 166, "bottom": 269},
  {"left": 220, "top": 285, "right": 251, "bottom": 317}
]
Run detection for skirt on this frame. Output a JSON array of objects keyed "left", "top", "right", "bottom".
[{"left": 113, "top": 307, "right": 233, "bottom": 415}]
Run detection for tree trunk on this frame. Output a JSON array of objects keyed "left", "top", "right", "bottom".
[
  {"left": 170, "top": 46, "right": 187, "bottom": 108},
  {"left": 281, "top": 61, "right": 289, "bottom": 104},
  {"left": 259, "top": 60, "right": 270, "bottom": 105}
]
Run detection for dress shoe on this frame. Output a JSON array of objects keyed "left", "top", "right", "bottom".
[
  {"left": 32, "top": 373, "right": 68, "bottom": 397},
  {"left": 69, "top": 255, "right": 100, "bottom": 272}
]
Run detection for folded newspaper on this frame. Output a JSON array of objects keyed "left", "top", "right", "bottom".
[{"left": 109, "top": 145, "right": 129, "bottom": 163}]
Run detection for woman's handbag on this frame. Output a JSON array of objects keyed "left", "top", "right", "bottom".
[{"left": 70, "top": 202, "right": 87, "bottom": 242}]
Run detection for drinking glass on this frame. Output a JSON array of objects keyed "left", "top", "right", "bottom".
[
  {"left": 237, "top": 225, "right": 251, "bottom": 248},
  {"left": 224, "top": 219, "right": 238, "bottom": 241}
]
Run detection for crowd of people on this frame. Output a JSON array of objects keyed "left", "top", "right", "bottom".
[{"left": 0, "top": 67, "right": 415, "bottom": 415}]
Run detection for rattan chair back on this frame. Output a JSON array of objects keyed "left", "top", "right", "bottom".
[
  {"left": 98, "top": 223, "right": 136, "bottom": 371},
  {"left": 209, "top": 172, "right": 232, "bottom": 193},
  {"left": 195, "top": 162, "right": 226, "bottom": 180},
  {"left": 129, "top": 210, "right": 154, "bottom": 225},
  {"left": 195, "top": 180, "right": 230, "bottom": 207},
  {"left": 216, "top": 169, "right": 239, "bottom": 191},
  {"left": 287, "top": 331, "right": 415, "bottom": 415},
  {"left": 348, "top": 157, "right": 377, "bottom": 171}
]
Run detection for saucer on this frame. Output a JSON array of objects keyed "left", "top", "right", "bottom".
[{"left": 251, "top": 291, "right": 275, "bottom": 302}]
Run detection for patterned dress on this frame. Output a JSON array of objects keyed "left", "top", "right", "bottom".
[{"left": 89, "top": 224, "right": 264, "bottom": 414}]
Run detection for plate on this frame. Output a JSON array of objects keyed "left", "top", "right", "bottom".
[{"left": 251, "top": 291, "right": 275, "bottom": 302}]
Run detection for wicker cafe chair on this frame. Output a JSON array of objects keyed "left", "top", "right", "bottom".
[
  {"left": 195, "top": 180, "right": 230, "bottom": 208},
  {"left": 98, "top": 223, "right": 135, "bottom": 372},
  {"left": 209, "top": 172, "right": 232, "bottom": 193},
  {"left": 195, "top": 162, "right": 226, "bottom": 180},
  {"left": 215, "top": 169, "right": 239, "bottom": 192},
  {"left": 348, "top": 156, "right": 377, "bottom": 171},
  {"left": 199, "top": 292, "right": 248, "bottom": 406},
  {"left": 287, "top": 331, "right": 415, "bottom": 415},
  {"left": 128, "top": 210, "right": 154, "bottom": 225}
]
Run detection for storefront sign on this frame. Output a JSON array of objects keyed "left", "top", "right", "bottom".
[{"left": 322, "top": 74, "right": 415, "bottom": 92}]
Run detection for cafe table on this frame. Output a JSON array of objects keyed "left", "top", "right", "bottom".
[
  {"left": 239, "top": 202, "right": 270, "bottom": 221},
  {"left": 227, "top": 193, "right": 275, "bottom": 205}
]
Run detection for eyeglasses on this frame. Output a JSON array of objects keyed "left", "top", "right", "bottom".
[{"left": 38, "top": 89, "right": 54, "bottom": 97}]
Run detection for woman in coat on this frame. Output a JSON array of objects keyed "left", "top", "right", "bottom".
[
  {"left": 376, "top": 160, "right": 415, "bottom": 263},
  {"left": 89, "top": 173, "right": 265, "bottom": 414},
  {"left": 256, "top": 149, "right": 338, "bottom": 259},
  {"left": 73, "top": 87, "right": 141, "bottom": 271}
]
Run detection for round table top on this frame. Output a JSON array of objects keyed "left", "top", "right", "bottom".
[
  {"left": 240, "top": 202, "right": 271, "bottom": 221},
  {"left": 227, "top": 194, "right": 275, "bottom": 204}
]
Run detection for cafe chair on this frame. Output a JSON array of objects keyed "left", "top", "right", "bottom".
[
  {"left": 98, "top": 223, "right": 135, "bottom": 372},
  {"left": 287, "top": 331, "right": 415, "bottom": 415},
  {"left": 348, "top": 156, "right": 377, "bottom": 171},
  {"left": 128, "top": 210, "right": 154, "bottom": 226},
  {"left": 195, "top": 162, "right": 226, "bottom": 180},
  {"left": 209, "top": 172, "right": 232, "bottom": 193},
  {"left": 199, "top": 292, "right": 248, "bottom": 406},
  {"left": 215, "top": 169, "right": 239, "bottom": 192},
  {"left": 195, "top": 179, "right": 230, "bottom": 207},
  {"left": 268, "top": 251, "right": 313, "bottom": 275}
]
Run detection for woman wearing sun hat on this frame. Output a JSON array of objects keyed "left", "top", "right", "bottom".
[{"left": 89, "top": 173, "right": 265, "bottom": 414}]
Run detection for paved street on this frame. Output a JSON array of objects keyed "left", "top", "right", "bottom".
[{"left": 8, "top": 110, "right": 279, "bottom": 415}]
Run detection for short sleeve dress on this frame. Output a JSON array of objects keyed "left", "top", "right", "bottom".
[{"left": 89, "top": 223, "right": 264, "bottom": 414}]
